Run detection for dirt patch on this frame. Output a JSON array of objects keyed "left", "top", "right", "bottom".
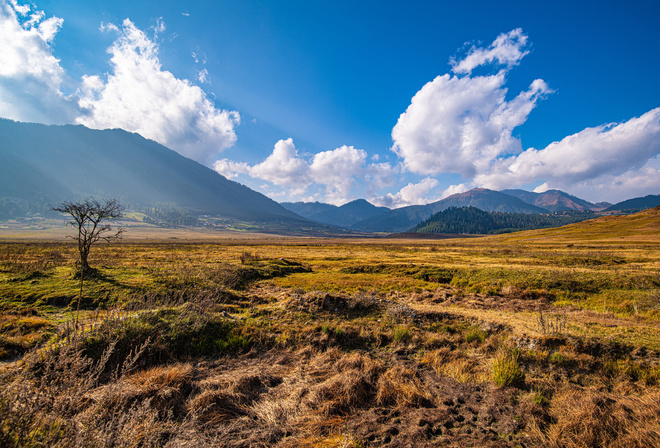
[{"left": 411, "top": 288, "right": 555, "bottom": 313}]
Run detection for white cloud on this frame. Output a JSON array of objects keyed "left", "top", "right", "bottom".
[
  {"left": 0, "top": 5, "right": 238, "bottom": 164},
  {"left": 250, "top": 138, "right": 311, "bottom": 188},
  {"left": 534, "top": 159, "right": 660, "bottom": 204},
  {"left": 76, "top": 19, "right": 239, "bottom": 164},
  {"left": 152, "top": 17, "right": 165, "bottom": 37},
  {"left": 198, "top": 68, "right": 210, "bottom": 84},
  {"left": 392, "top": 28, "right": 660, "bottom": 203},
  {"left": 392, "top": 30, "right": 551, "bottom": 179},
  {"left": 9, "top": 0, "right": 29, "bottom": 16},
  {"left": 309, "top": 145, "right": 368, "bottom": 203},
  {"left": 451, "top": 28, "right": 529, "bottom": 75},
  {"left": 441, "top": 183, "right": 469, "bottom": 199},
  {"left": 533, "top": 183, "right": 550, "bottom": 193},
  {"left": 476, "top": 108, "right": 660, "bottom": 201},
  {"left": 212, "top": 159, "right": 251, "bottom": 179},
  {"left": 214, "top": 139, "right": 397, "bottom": 205},
  {"left": 392, "top": 70, "right": 550, "bottom": 177},
  {"left": 372, "top": 177, "right": 439, "bottom": 208},
  {"left": 0, "top": 0, "right": 79, "bottom": 123}
]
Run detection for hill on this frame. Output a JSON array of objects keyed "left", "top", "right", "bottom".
[
  {"left": 351, "top": 188, "right": 547, "bottom": 233},
  {"left": 604, "top": 194, "right": 660, "bottom": 213},
  {"left": 492, "top": 206, "right": 660, "bottom": 244},
  {"left": 501, "top": 189, "right": 604, "bottom": 212},
  {"left": 413, "top": 206, "right": 597, "bottom": 234},
  {"left": 0, "top": 119, "right": 307, "bottom": 225}
]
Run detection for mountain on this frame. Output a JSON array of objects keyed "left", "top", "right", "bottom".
[
  {"left": 310, "top": 199, "right": 389, "bottom": 228},
  {"left": 604, "top": 195, "right": 660, "bottom": 213},
  {"left": 281, "top": 199, "right": 389, "bottom": 228},
  {"left": 501, "top": 189, "right": 604, "bottom": 212},
  {"left": 438, "top": 188, "right": 548, "bottom": 213},
  {"left": 281, "top": 202, "right": 337, "bottom": 219},
  {"left": 0, "top": 119, "right": 306, "bottom": 224},
  {"left": 351, "top": 188, "right": 547, "bottom": 233},
  {"left": 413, "top": 206, "right": 597, "bottom": 235}
]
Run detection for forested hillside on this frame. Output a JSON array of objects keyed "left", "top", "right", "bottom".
[{"left": 413, "top": 206, "right": 597, "bottom": 234}]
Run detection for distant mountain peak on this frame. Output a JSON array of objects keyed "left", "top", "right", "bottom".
[{"left": 500, "top": 188, "right": 603, "bottom": 212}]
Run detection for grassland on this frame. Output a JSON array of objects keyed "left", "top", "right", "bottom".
[{"left": 1, "top": 209, "right": 660, "bottom": 447}]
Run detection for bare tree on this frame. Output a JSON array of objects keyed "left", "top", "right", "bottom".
[
  {"left": 52, "top": 199, "right": 124, "bottom": 328},
  {"left": 53, "top": 198, "right": 125, "bottom": 274}
]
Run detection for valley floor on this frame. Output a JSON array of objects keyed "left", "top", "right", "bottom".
[{"left": 1, "top": 233, "right": 660, "bottom": 447}]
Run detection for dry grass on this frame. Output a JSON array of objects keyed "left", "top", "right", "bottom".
[
  {"left": 1, "top": 225, "right": 660, "bottom": 446},
  {"left": 532, "top": 386, "right": 660, "bottom": 448}
]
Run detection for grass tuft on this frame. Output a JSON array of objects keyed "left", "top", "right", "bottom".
[{"left": 492, "top": 347, "right": 525, "bottom": 387}]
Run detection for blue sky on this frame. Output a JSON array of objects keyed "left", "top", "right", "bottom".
[{"left": 2, "top": 0, "right": 660, "bottom": 206}]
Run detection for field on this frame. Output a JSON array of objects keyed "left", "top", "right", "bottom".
[{"left": 1, "top": 209, "right": 660, "bottom": 447}]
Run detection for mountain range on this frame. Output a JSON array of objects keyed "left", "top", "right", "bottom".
[
  {"left": 349, "top": 188, "right": 609, "bottom": 233},
  {"left": 281, "top": 199, "right": 389, "bottom": 227},
  {"left": 0, "top": 119, "right": 656, "bottom": 235},
  {"left": 0, "top": 119, "right": 306, "bottom": 225},
  {"left": 500, "top": 189, "right": 609, "bottom": 212}
]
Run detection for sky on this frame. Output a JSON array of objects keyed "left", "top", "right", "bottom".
[{"left": 1, "top": 0, "right": 660, "bottom": 207}]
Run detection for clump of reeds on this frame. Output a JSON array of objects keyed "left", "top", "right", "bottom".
[{"left": 492, "top": 347, "right": 525, "bottom": 387}]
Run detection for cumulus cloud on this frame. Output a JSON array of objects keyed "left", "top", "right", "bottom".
[
  {"left": 249, "top": 138, "right": 311, "bottom": 191},
  {"left": 215, "top": 139, "right": 397, "bottom": 205},
  {"left": 529, "top": 159, "right": 660, "bottom": 204},
  {"left": 392, "top": 29, "right": 551, "bottom": 179},
  {"left": 77, "top": 19, "right": 239, "bottom": 164},
  {"left": 476, "top": 108, "right": 660, "bottom": 200},
  {"left": 0, "top": 0, "right": 80, "bottom": 123},
  {"left": 392, "top": 71, "right": 550, "bottom": 177},
  {"left": 372, "top": 177, "right": 439, "bottom": 208},
  {"left": 393, "top": 28, "right": 660, "bottom": 202},
  {"left": 0, "top": 2, "right": 238, "bottom": 164}
]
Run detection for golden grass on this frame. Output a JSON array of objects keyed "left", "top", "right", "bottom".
[
  {"left": 533, "top": 386, "right": 660, "bottom": 448},
  {"left": 2, "top": 210, "right": 660, "bottom": 446}
]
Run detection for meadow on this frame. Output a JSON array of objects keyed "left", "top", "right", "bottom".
[{"left": 1, "top": 210, "right": 660, "bottom": 447}]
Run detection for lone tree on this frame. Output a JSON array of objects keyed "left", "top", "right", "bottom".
[{"left": 52, "top": 198, "right": 125, "bottom": 275}]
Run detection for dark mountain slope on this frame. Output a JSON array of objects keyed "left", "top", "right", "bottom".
[
  {"left": 413, "top": 206, "right": 597, "bottom": 235},
  {"left": 605, "top": 195, "right": 660, "bottom": 213},
  {"left": 351, "top": 188, "right": 547, "bottom": 233},
  {"left": 308, "top": 199, "right": 390, "bottom": 228},
  {"left": 281, "top": 202, "right": 337, "bottom": 219},
  {"left": 0, "top": 119, "right": 304, "bottom": 222}
]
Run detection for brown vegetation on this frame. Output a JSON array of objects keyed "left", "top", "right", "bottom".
[{"left": 1, "top": 223, "right": 660, "bottom": 446}]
